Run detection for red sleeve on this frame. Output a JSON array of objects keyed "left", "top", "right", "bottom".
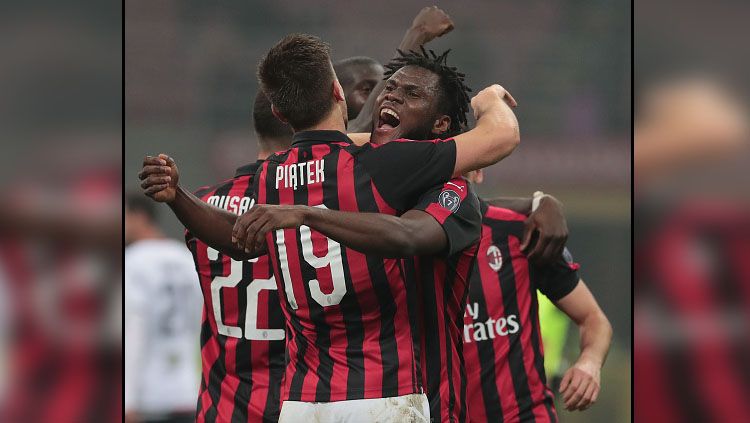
[{"left": 411, "top": 178, "right": 481, "bottom": 256}]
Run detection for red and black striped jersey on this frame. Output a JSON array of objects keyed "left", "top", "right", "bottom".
[
  {"left": 0, "top": 240, "right": 121, "bottom": 423},
  {"left": 464, "top": 201, "right": 580, "bottom": 423},
  {"left": 406, "top": 177, "right": 481, "bottom": 423},
  {"left": 635, "top": 200, "right": 750, "bottom": 422},
  {"left": 254, "top": 130, "right": 457, "bottom": 402},
  {"left": 185, "top": 161, "right": 286, "bottom": 423}
]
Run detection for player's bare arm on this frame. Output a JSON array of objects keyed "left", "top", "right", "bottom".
[
  {"left": 347, "top": 6, "right": 454, "bottom": 133},
  {"left": 554, "top": 280, "right": 613, "bottom": 412},
  {"left": 232, "top": 204, "right": 447, "bottom": 258},
  {"left": 138, "top": 154, "right": 254, "bottom": 260},
  {"left": 452, "top": 84, "right": 520, "bottom": 176},
  {"left": 487, "top": 193, "right": 569, "bottom": 264},
  {"left": 349, "top": 84, "right": 519, "bottom": 162}
]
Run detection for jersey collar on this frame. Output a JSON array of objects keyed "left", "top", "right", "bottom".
[
  {"left": 292, "top": 130, "right": 353, "bottom": 146},
  {"left": 234, "top": 160, "right": 264, "bottom": 177}
]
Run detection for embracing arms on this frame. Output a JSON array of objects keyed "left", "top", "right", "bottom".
[
  {"left": 138, "top": 154, "right": 253, "bottom": 261},
  {"left": 231, "top": 205, "right": 447, "bottom": 258}
]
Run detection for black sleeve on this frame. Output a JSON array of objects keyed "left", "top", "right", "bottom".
[
  {"left": 249, "top": 162, "right": 265, "bottom": 206},
  {"left": 535, "top": 247, "right": 581, "bottom": 301},
  {"left": 358, "top": 139, "right": 457, "bottom": 211},
  {"left": 411, "top": 178, "right": 481, "bottom": 257}
]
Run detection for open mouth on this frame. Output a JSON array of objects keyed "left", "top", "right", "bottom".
[{"left": 377, "top": 107, "right": 401, "bottom": 130}]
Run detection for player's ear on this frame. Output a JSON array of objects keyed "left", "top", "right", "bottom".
[
  {"left": 271, "top": 104, "right": 288, "bottom": 124},
  {"left": 432, "top": 115, "right": 451, "bottom": 135},
  {"left": 333, "top": 79, "right": 345, "bottom": 102}
]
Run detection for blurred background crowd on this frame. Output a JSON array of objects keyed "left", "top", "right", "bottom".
[
  {"left": 635, "top": 1, "right": 750, "bottom": 421},
  {"left": 0, "top": 1, "right": 121, "bottom": 422}
]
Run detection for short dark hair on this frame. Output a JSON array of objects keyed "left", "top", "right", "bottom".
[
  {"left": 125, "top": 191, "right": 156, "bottom": 221},
  {"left": 334, "top": 56, "right": 382, "bottom": 87},
  {"left": 252, "top": 91, "right": 293, "bottom": 152},
  {"left": 384, "top": 47, "right": 472, "bottom": 133},
  {"left": 257, "top": 34, "right": 335, "bottom": 130}
]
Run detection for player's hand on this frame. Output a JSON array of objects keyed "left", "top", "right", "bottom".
[
  {"left": 410, "top": 6, "right": 454, "bottom": 42},
  {"left": 559, "top": 357, "right": 601, "bottom": 411},
  {"left": 138, "top": 154, "right": 179, "bottom": 203},
  {"left": 232, "top": 204, "right": 308, "bottom": 254},
  {"left": 521, "top": 195, "right": 568, "bottom": 265},
  {"left": 470, "top": 84, "right": 518, "bottom": 120}
]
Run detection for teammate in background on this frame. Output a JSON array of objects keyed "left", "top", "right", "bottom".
[
  {"left": 140, "top": 33, "right": 519, "bottom": 421},
  {"left": 461, "top": 172, "right": 613, "bottom": 422},
  {"left": 185, "top": 92, "right": 292, "bottom": 423},
  {"left": 334, "top": 56, "right": 383, "bottom": 121},
  {"left": 125, "top": 192, "right": 203, "bottom": 423}
]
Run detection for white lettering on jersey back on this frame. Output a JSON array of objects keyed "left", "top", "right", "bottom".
[
  {"left": 206, "top": 196, "right": 254, "bottom": 215},
  {"left": 275, "top": 159, "right": 325, "bottom": 190}
]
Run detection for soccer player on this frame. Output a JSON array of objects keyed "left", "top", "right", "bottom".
[
  {"left": 182, "top": 92, "right": 293, "bottom": 422},
  {"left": 125, "top": 192, "right": 203, "bottom": 423},
  {"left": 342, "top": 5, "right": 455, "bottom": 133},
  {"left": 233, "top": 49, "right": 483, "bottom": 423},
  {"left": 334, "top": 56, "right": 383, "bottom": 122},
  {"left": 140, "top": 7, "right": 454, "bottom": 422},
  {"left": 461, "top": 175, "right": 613, "bottom": 422},
  {"left": 139, "top": 33, "right": 519, "bottom": 421},
  {"left": 232, "top": 48, "right": 569, "bottom": 423}
]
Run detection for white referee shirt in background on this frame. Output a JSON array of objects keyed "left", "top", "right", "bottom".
[{"left": 125, "top": 239, "right": 203, "bottom": 418}]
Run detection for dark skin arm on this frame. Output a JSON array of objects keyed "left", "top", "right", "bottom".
[
  {"left": 138, "top": 154, "right": 256, "bottom": 261},
  {"left": 232, "top": 204, "right": 447, "bottom": 259},
  {"left": 347, "top": 6, "right": 454, "bottom": 133},
  {"left": 485, "top": 194, "right": 568, "bottom": 264}
]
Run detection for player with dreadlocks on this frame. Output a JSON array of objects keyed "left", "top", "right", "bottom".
[
  {"left": 368, "top": 46, "right": 472, "bottom": 145},
  {"left": 232, "top": 46, "right": 508, "bottom": 423},
  {"left": 233, "top": 46, "right": 578, "bottom": 422},
  {"left": 368, "top": 48, "right": 611, "bottom": 423}
]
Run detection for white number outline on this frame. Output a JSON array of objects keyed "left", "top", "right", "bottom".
[
  {"left": 207, "top": 246, "right": 284, "bottom": 341},
  {"left": 275, "top": 204, "right": 347, "bottom": 309}
]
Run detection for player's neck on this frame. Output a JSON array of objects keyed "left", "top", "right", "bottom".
[
  {"left": 257, "top": 138, "right": 291, "bottom": 159},
  {"left": 298, "top": 107, "right": 347, "bottom": 134}
]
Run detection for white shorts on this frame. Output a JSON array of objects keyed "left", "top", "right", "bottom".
[{"left": 278, "top": 393, "right": 430, "bottom": 423}]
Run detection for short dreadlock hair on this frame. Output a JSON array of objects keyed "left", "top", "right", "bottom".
[{"left": 383, "top": 47, "right": 472, "bottom": 134}]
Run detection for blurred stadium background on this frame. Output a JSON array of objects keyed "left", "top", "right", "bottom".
[
  {"left": 635, "top": 1, "right": 750, "bottom": 422},
  {"left": 0, "top": 2, "right": 121, "bottom": 422},
  {"left": 125, "top": 1, "right": 630, "bottom": 422}
]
